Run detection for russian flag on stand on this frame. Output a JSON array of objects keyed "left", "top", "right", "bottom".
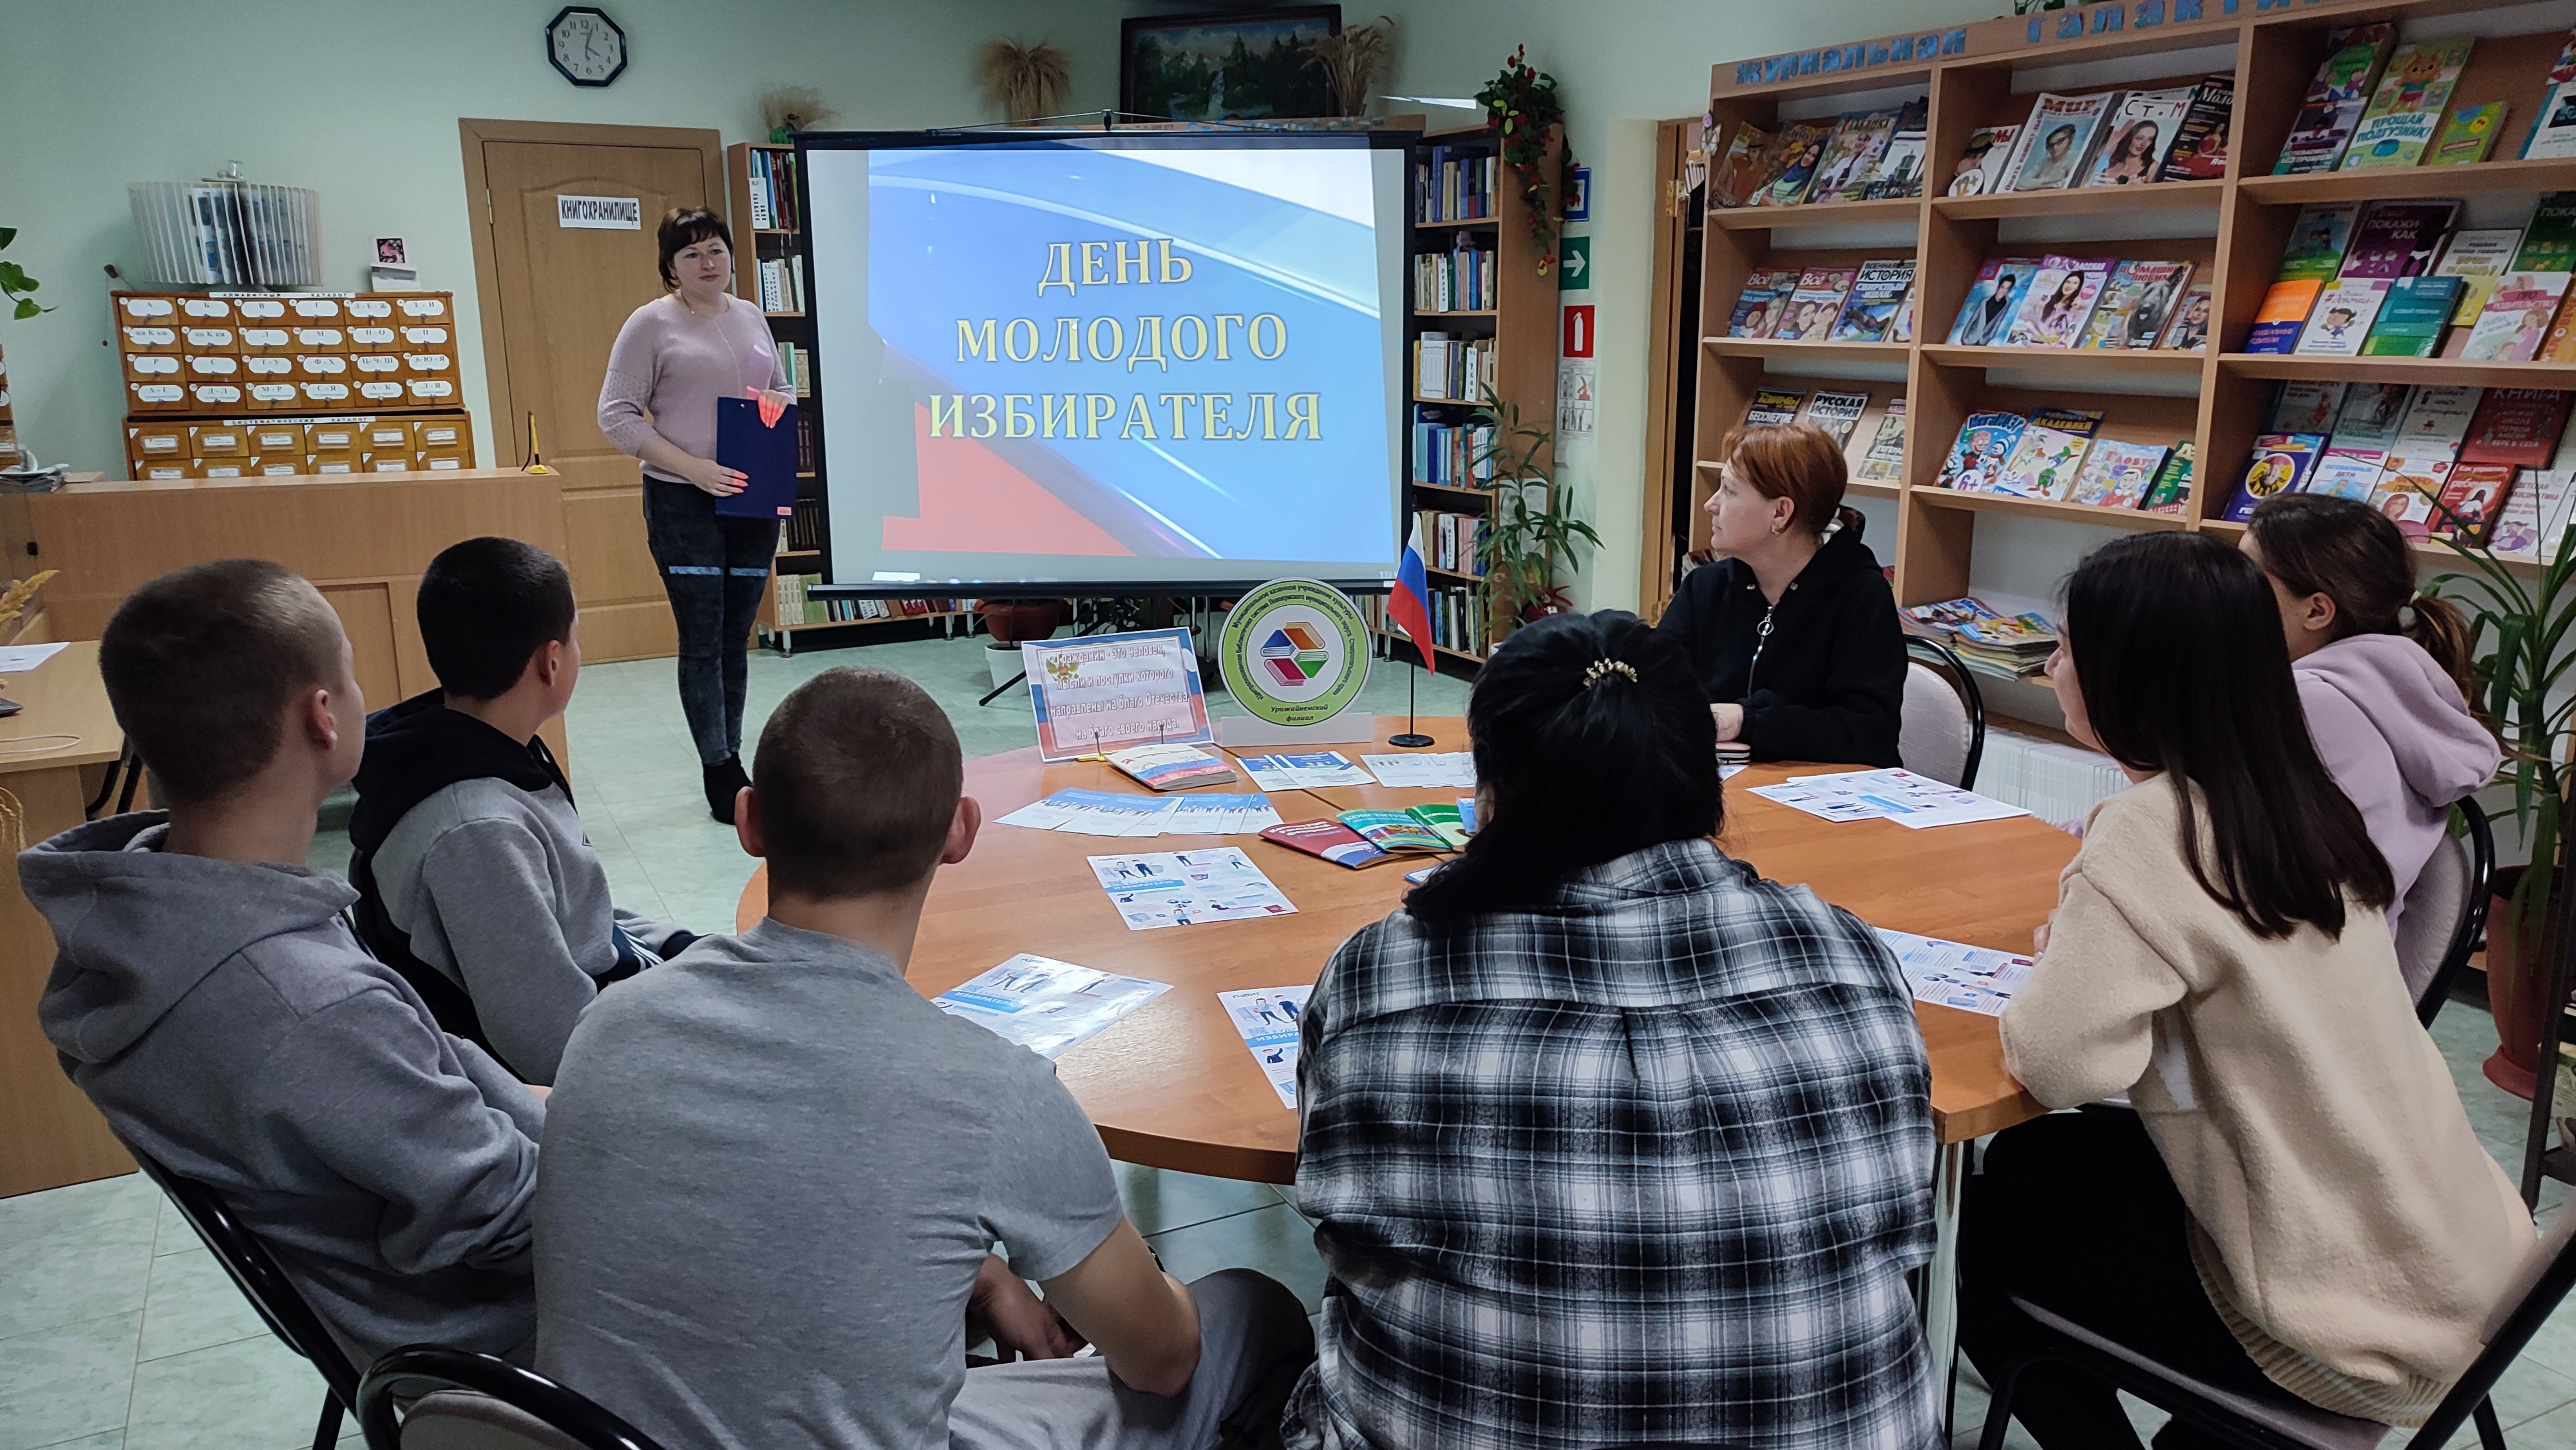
[{"left": 1388, "top": 518, "right": 1435, "bottom": 661}]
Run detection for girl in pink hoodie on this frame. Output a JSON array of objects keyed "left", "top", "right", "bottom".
[{"left": 2242, "top": 496, "right": 2499, "bottom": 935}]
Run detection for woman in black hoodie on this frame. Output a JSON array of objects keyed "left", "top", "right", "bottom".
[{"left": 1656, "top": 422, "right": 1906, "bottom": 765}]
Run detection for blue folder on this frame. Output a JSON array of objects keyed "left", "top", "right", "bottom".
[{"left": 714, "top": 395, "right": 798, "bottom": 520}]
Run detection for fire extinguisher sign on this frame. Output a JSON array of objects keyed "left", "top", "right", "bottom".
[{"left": 1562, "top": 304, "right": 1595, "bottom": 359}]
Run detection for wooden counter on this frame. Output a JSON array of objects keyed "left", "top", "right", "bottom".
[
  {"left": 25, "top": 468, "right": 570, "bottom": 762},
  {"left": 0, "top": 642, "right": 139, "bottom": 1196}
]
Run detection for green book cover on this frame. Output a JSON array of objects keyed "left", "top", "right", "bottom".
[
  {"left": 2512, "top": 192, "right": 2576, "bottom": 272},
  {"left": 1336, "top": 809, "right": 1448, "bottom": 854},
  {"left": 2141, "top": 441, "right": 2196, "bottom": 513},
  {"left": 2341, "top": 37, "right": 2474, "bottom": 169},
  {"left": 2278, "top": 204, "right": 2362, "bottom": 281},
  {"left": 2431, "top": 100, "right": 2507, "bottom": 164},
  {"left": 2362, "top": 276, "right": 2463, "bottom": 355},
  {"left": 1404, "top": 802, "right": 1470, "bottom": 850}
]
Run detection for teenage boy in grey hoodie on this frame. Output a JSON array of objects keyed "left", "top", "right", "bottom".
[
  {"left": 347, "top": 538, "right": 694, "bottom": 1085},
  {"left": 26, "top": 560, "right": 544, "bottom": 1366}
]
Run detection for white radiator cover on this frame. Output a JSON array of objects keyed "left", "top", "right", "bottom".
[{"left": 1978, "top": 727, "right": 2129, "bottom": 836}]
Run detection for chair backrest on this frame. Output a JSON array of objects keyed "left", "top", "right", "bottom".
[
  {"left": 2403, "top": 1208, "right": 2576, "bottom": 1447},
  {"left": 126, "top": 1144, "right": 362, "bottom": 1407},
  {"left": 1899, "top": 637, "right": 1986, "bottom": 791},
  {"left": 358, "top": 1348, "right": 667, "bottom": 1450},
  {"left": 2395, "top": 798, "right": 2493, "bottom": 1028}
]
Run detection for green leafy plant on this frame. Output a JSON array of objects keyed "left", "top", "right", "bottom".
[
  {"left": 2430, "top": 522, "right": 2576, "bottom": 1031},
  {"left": 0, "top": 229, "right": 46, "bottom": 320},
  {"left": 1470, "top": 395, "right": 1601, "bottom": 625},
  {"left": 1473, "top": 46, "right": 1569, "bottom": 273}
]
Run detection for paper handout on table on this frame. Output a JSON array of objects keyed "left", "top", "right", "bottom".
[
  {"left": 1749, "top": 768, "right": 2029, "bottom": 829},
  {"left": 0, "top": 641, "right": 68, "bottom": 675},
  {"left": 1874, "top": 928, "right": 2032, "bottom": 1017},
  {"left": 1234, "top": 751, "right": 1378, "bottom": 789},
  {"left": 997, "top": 790, "right": 1282, "bottom": 838},
  {"left": 933, "top": 954, "right": 1173, "bottom": 1059},
  {"left": 1218, "top": 986, "right": 1313, "bottom": 1108},
  {"left": 1359, "top": 751, "right": 1477, "bottom": 789},
  {"left": 1087, "top": 848, "right": 1298, "bottom": 931}
]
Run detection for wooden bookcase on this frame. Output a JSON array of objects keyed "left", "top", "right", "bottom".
[
  {"left": 1687, "top": 0, "right": 2576, "bottom": 631},
  {"left": 725, "top": 140, "right": 970, "bottom": 654},
  {"left": 1384, "top": 124, "right": 1564, "bottom": 670}
]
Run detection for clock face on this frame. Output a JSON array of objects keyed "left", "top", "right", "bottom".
[{"left": 546, "top": 6, "right": 627, "bottom": 87}]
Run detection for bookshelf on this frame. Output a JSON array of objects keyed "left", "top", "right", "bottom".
[
  {"left": 1386, "top": 123, "right": 1564, "bottom": 671},
  {"left": 1684, "top": 0, "right": 2576, "bottom": 630}
]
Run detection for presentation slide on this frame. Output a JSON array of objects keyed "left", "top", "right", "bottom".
[{"left": 801, "top": 133, "right": 1408, "bottom": 594}]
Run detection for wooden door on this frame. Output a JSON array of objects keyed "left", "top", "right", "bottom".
[{"left": 463, "top": 122, "right": 726, "bottom": 661}]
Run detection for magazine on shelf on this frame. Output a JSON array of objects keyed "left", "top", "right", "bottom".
[
  {"left": 1725, "top": 268, "right": 1803, "bottom": 337},
  {"left": 2271, "top": 381, "right": 2349, "bottom": 435},
  {"left": 2295, "top": 278, "right": 2392, "bottom": 356},
  {"left": 2462, "top": 389, "right": 2575, "bottom": 469},
  {"left": 2523, "top": 31, "right": 2576, "bottom": 159},
  {"left": 2084, "top": 87, "right": 2195, "bottom": 186},
  {"left": 1855, "top": 400, "right": 1909, "bottom": 484},
  {"left": 2067, "top": 438, "right": 2170, "bottom": 508},
  {"left": 2463, "top": 274, "right": 2572, "bottom": 362},
  {"left": 1745, "top": 388, "right": 1806, "bottom": 428},
  {"left": 2431, "top": 102, "right": 2508, "bottom": 165},
  {"left": 1936, "top": 411, "right": 2029, "bottom": 493},
  {"left": 1859, "top": 102, "right": 1931, "bottom": 199},
  {"left": 2156, "top": 75, "right": 2236, "bottom": 181},
  {"left": 1806, "top": 110, "right": 1899, "bottom": 205},
  {"left": 2488, "top": 479, "right": 2546, "bottom": 556},
  {"left": 1799, "top": 391, "right": 1871, "bottom": 447},
  {"left": 2512, "top": 193, "right": 2576, "bottom": 273},
  {"left": 2306, "top": 446, "right": 2393, "bottom": 502},
  {"left": 2004, "top": 257, "right": 2112, "bottom": 348},
  {"left": 2361, "top": 276, "right": 2463, "bottom": 357},
  {"left": 2274, "top": 25, "right": 2397, "bottom": 174},
  {"left": 1946, "top": 126, "right": 2020, "bottom": 196},
  {"left": 2225, "top": 434, "right": 2327, "bottom": 520},
  {"left": 1902, "top": 597, "right": 2005, "bottom": 635},
  {"left": 2340, "top": 37, "right": 2474, "bottom": 170},
  {"left": 1772, "top": 268, "right": 1859, "bottom": 341},
  {"left": 2156, "top": 283, "right": 2213, "bottom": 350},
  {"left": 2432, "top": 464, "right": 2515, "bottom": 543},
  {"left": 2431, "top": 229, "right": 2522, "bottom": 327},
  {"left": 2246, "top": 281, "right": 2324, "bottom": 355},
  {"left": 2079, "top": 261, "right": 2192, "bottom": 350},
  {"left": 2341, "top": 202, "right": 2460, "bottom": 281},
  {"left": 1712, "top": 122, "right": 1780, "bottom": 208},
  {"left": 2009, "top": 92, "right": 2116, "bottom": 193},
  {"left": 1994, "top": 408, "right": 2105, "bottom": 499},
  {"left": 2142, "top": 442, "right": 2196, "bottom": 513},
  {"left": 1890, "top": 285, "right": 1918, "bottom": 343},
  {"left": 1947, "top": 258, "right": 2040, "bottom": 346},
  {"left": 2333, "top": 382, "right": 2416, "bottom": 451},
  {"left": 1831, "top": 259, "right": 1917, "bottom": 342},
  {"left": 1764, "top": 120, "right": 1837, "bottom": 206}
]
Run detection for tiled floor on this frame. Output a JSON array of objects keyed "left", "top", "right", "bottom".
[{"left": 8, "top": 637, "right": 2573, "bottom": 1449}]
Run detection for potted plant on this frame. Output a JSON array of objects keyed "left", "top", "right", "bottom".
[
  {"left": 1474, "top": 46, "right": 1570, "bottom": 274},
  {"left": 2432, "top": 523, "right": 2576, "bottom": 1097},
  {"left": 0, "top": 228, "right": 44, "bottom": 319},
  {"left": 1470, "top": 396, "right": 1602, "bottom": 640}
]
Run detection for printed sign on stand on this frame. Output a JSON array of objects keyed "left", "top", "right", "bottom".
[{"left": 1022, "top": 627, "right": 1213, "bottom": 760}]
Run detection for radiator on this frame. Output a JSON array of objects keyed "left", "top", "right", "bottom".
[{"left": 1978, "top": 727, "right": 2128, "bottom": 835}]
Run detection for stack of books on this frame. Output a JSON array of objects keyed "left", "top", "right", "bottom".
[
  {"left": 1712, "top": 99, "right": 1929, "bottom": 208},
  {"left": 2241, "top": 196, "right": 2576, "bottom": 360},
  {"left": 1904, "top": 598, "right": 2061, "bottom": 681}
]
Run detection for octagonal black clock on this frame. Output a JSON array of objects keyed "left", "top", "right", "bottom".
[{"left": 546, "top": 6, "right": 627, "bottom": 88}]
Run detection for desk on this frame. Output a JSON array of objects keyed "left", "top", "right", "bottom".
[
  {"left": 734, "top": 719, "right": 2073, "bottom": 1408},
  {"left": 0, "top": 643, "right": 135, "bottom": 1196}
]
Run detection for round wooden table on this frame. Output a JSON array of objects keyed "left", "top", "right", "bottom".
[{"left": 734, "top": 717, "right": 2069, "bottom": 1182}]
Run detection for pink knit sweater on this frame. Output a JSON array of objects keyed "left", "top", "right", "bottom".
[{"left": 596, "top": 294, "right": 790, "bottom": 482}]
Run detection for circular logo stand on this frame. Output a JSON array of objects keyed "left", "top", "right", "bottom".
[{"left": 1217, "top": 579, "right": 1372, "bottom": 732}]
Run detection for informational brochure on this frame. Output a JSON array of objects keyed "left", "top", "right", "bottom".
[
  {"left": 1218, "top": 985, "right": 1314, "bottom": 1108},
  {"left": 1023, "top": 628, "right": 1213, "bottom": 761},
  {"left": 1748, "top": 767, "right": 2031, "bottom": 829},
  {"left": 1234, "top": 751, "right": 1378, "bottom": 789},
  {"left": 0, "top": 642, "right": 68, "bottom": 674},
  {"left": 997, "top": 790, "right": 1282, "bottom": 838},
  {"left": 1359, "top": 751, "right": 1478, "bottom": 789},
  {"left": 933, "top": 954, "right": 1173, "bottom": 1059},
  {"left": 1875, "top": 928, "right": 2032, "bottom": 1017},
  {"left": 1087, "top": 848, "right": 1298, "bottom": 931}
]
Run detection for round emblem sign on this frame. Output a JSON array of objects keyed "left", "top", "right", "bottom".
[{"left": 1217, "top": 579, "right": 1371, "bottom": 728}]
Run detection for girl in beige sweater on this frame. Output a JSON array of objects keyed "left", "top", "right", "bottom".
[{"left": 1962, "top": 532, "right": 2532, "bottom": 1449}]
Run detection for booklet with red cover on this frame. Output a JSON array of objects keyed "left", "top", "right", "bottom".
[{"left": 1258, "top": 819, "right": 1392, "bottom": 870}]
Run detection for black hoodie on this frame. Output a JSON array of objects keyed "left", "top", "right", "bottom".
[{"left": 1656, "top": 514, "right": 1906, "bottom": 766}]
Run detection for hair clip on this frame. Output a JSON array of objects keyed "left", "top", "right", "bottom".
[{"left": 1582, "top": 658, "right": 1638, "bottom": 688}]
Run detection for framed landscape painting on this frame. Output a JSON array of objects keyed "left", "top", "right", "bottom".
[{"left": 1120, "top": 7, "right": 1342, "bottom": 122}]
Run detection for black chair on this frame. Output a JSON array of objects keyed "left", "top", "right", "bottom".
[
  {"left": 1975, "top": 1205, "right": 2576, "bottom": 1450},
  {"left": 127, "top": 1145, "right": 362, "bottom": 1450},
  {"left": 2401, "top": 797, "right": 2494, "bottom": 1029},
  {"left": 1900, "top": 635, "right": 1987, "bottom": 791},
  {"left": 357, "top": 1346, "right": 668, "bottom": 1450}
]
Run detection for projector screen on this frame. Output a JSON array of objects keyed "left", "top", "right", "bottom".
[{"left": 798, "top": 131, "right": 1412, "bottom": 596}]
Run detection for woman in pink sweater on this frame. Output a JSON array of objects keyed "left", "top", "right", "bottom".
[
  {"left": 597, "top": 209, "right": 791, "bottom": 824},
  {"left": 2242, "top": 495, "right": 2497, "bottom": 936},
  {"left": 1962, "top": 532, "right": 2531, "bottom": 1449}
]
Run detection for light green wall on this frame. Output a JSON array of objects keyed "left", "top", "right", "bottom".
[
  {"left": 0, "top": 0, "right": 1122, "bottom": 482},
  {"left": 1, "top": 0, "right": 1997, "bottom": 614}
]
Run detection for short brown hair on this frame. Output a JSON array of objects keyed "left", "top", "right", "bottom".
[
  {"left": 753, "top": 666, "right": 963, "bottom": 901},
  {"left": 655, "top": 207, "right": 732, "bottom": 289},
  {"left": 99, "top": 560, "right": 344, "bottom": 805},
  {"left": 1719, "top": 423, "right": 1849, "bottom": 537}
]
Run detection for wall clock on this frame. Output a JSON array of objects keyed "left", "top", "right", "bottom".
[{"left": 545, "top": 6, "right": 627, "bottom": 88}]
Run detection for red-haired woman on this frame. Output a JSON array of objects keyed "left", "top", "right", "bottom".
[{"left": 1656, "top": 423, "right": 1906, "bottom": 765}]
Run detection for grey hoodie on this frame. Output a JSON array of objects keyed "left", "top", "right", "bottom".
[
  {"left": 26, "top": 813, "right": 544, "bottom": 1367},
  {"left": 2295, "top": 633, "right": 2501, "bottom": 934}
]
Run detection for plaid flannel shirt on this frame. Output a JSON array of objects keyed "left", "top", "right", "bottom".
[{"left": 1282, "top": 838, "right": 1942, "bottom": 1450}]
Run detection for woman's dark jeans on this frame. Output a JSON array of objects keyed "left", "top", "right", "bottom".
[{"left": 643, "top": 477, "right": 777, "bottom": 765}]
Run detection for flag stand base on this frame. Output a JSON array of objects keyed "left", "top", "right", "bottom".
[{"left": 1388, "top": 732, "right": 1434, "bottom": 748}]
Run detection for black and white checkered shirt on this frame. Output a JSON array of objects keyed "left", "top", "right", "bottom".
[{"left": 1282, "top": 838, "right": 1942, "bottom": 1450}]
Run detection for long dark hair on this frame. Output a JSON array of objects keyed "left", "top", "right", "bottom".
[
  {"left": 2246, "top": 493, "right": 2477, "bottom": 700},
  {"left": 1405, "top": 610, "right": 1720, "bottom": 920},
  {"left": 2065, "top": 532, "right": 2393, "bottom": 939}
]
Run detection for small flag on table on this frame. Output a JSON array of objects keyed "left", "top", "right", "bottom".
[{"left": 1388, "top": 518, "right": 1434, "bottom": 659}]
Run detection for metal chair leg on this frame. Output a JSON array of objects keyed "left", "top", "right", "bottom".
[
  {"left": 311, "top": 1393, "right": 343, "bottom": 1450},
  {"left": 2474, "top": 1396, "right": 2506, "bottom": 1450},
  {"left": 1976, "top": 1360, "right": 2024, "bottom": 1450}
]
